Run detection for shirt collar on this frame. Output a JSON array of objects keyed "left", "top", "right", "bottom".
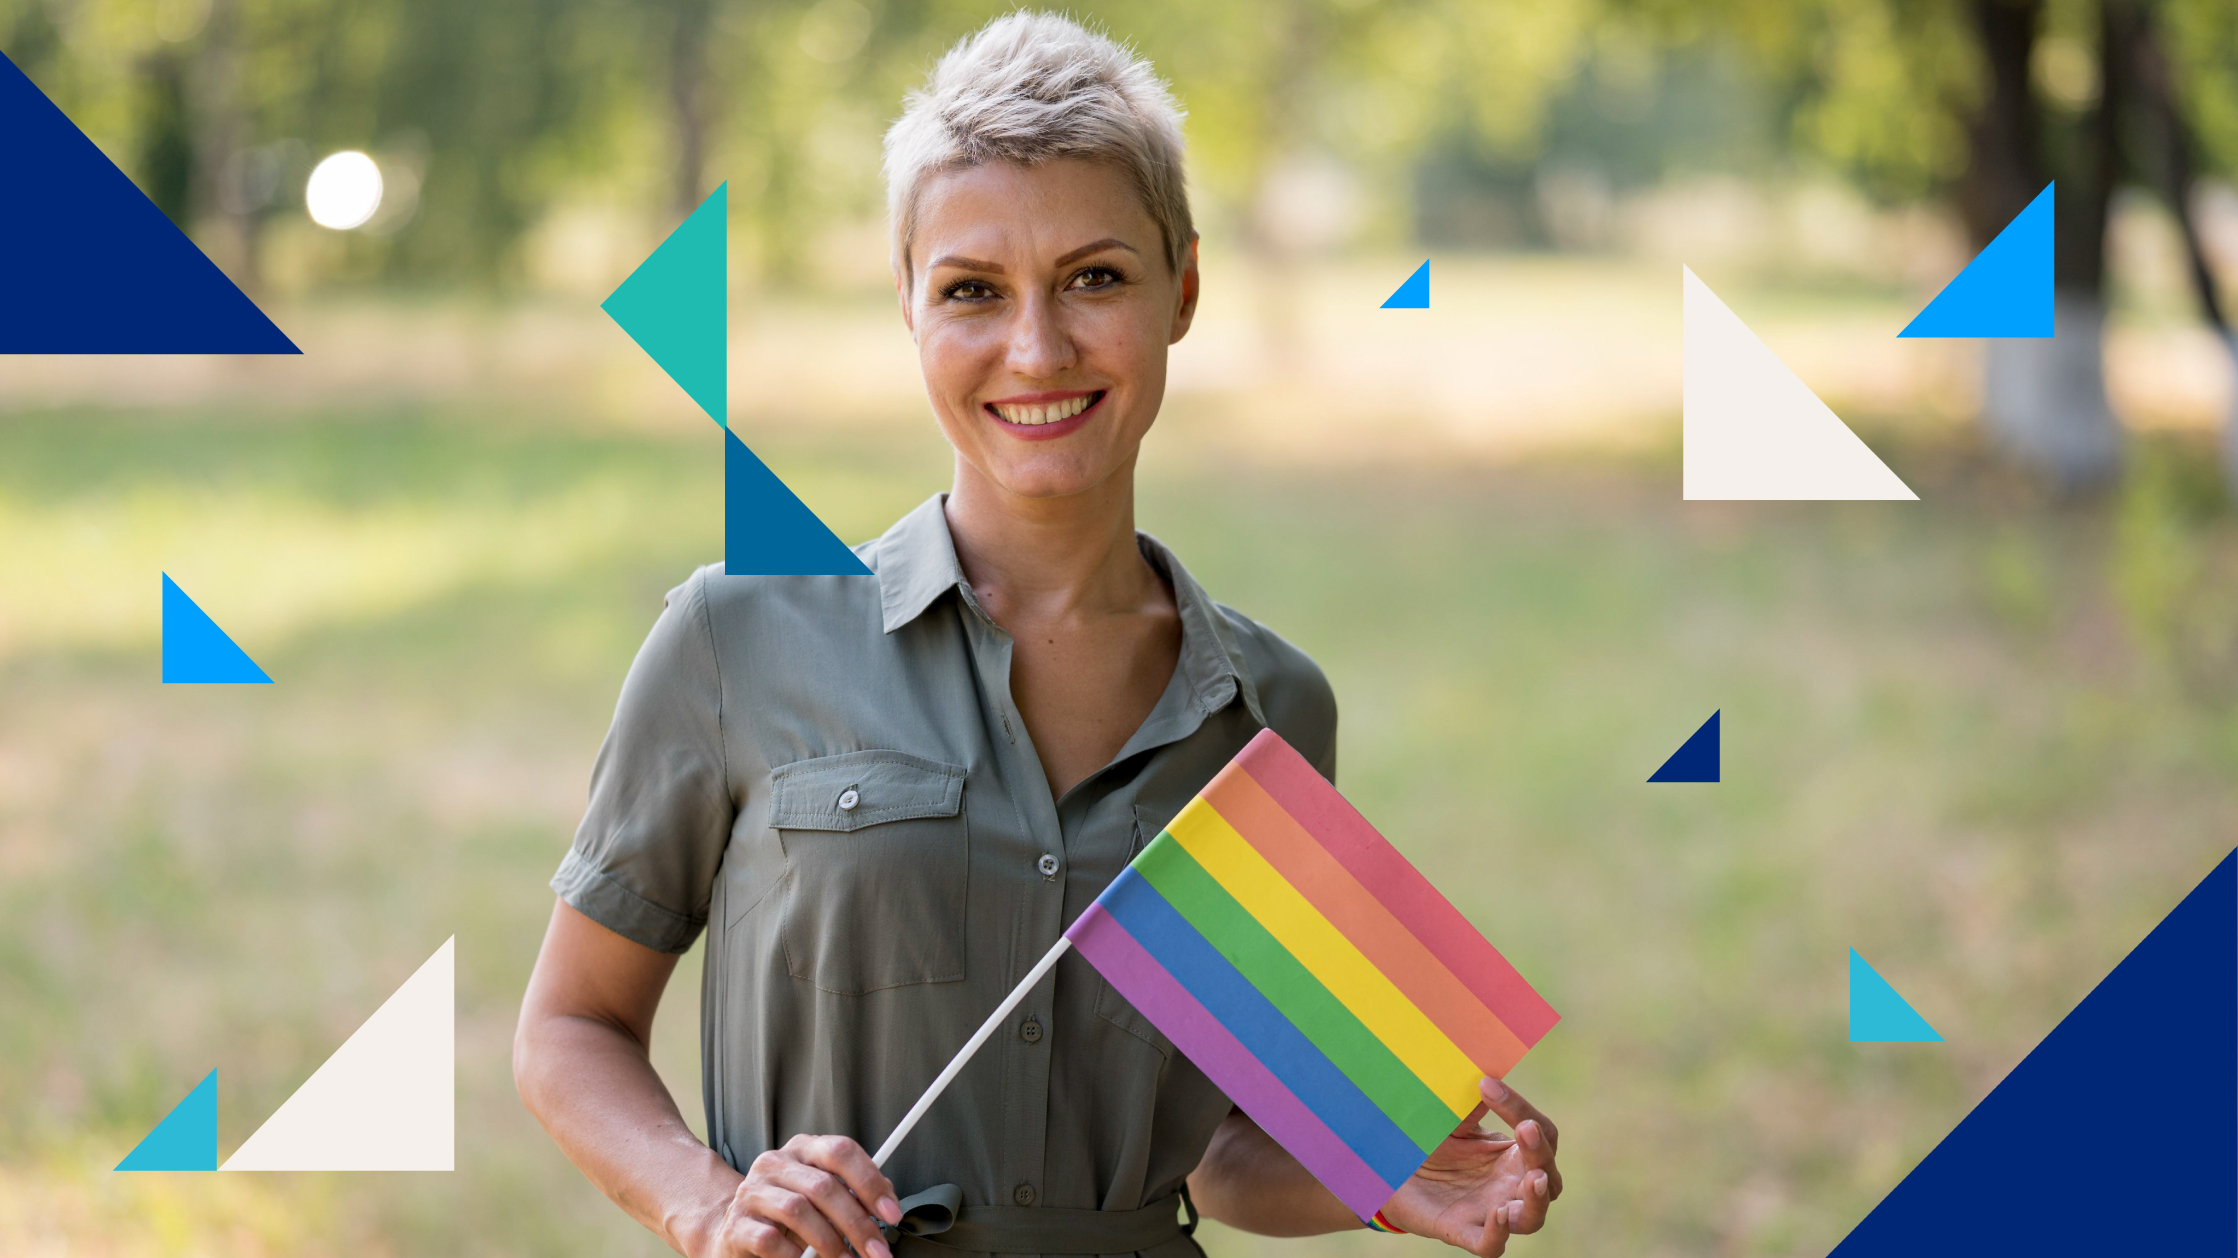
[{"left": 873, "top": 494, "right": 1265, "bottom": 727}]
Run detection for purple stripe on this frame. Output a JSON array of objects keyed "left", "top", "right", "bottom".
[{"left": 1070, "top": 903, "right": 1399, "bottom": 1220}]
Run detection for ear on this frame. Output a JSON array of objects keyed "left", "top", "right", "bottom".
[
  {"left": 1169, "top": 235, "right": 1201, "bottom": 345},
  {"left": 895, "top": 263, "right": 917, "bottom": 338}
]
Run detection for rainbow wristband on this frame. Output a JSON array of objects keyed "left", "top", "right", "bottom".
[{"left": 1367, "top": 1209, "right": 1406, "bottom": 1234}]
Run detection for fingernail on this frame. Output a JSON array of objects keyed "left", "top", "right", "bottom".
[
  {"left": 1533, "top": 1171, "right": 1549, "bottom": 1197},
  {"left": 1520, "top": 1121, "right": 1540, "bottom": 1148},
  {"left": 869, "top": 1240, "right": 892, "bottom": 1258},
  {"left": 1481, "top": 1077, "right": 1508, "bottom": 1103},
  {"left": 878, "top": 1197, "right": 901, "bottom": 1225}
]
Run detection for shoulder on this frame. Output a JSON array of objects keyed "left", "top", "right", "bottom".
[{"left": 1213, "top": 601, "right": 1338, "bottom": 772}]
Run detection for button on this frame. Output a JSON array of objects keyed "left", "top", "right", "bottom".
[
  {"left": 836, "top": 787, "right": 860, "bottom": 811},
  {"left": 1013, "top": 1183, "right": 1037, "bottom": 1207},
  {"left": 1037, "top": 853, "right": 1060, "bottom": 878},
  {"left": 1020, "top": 1016, "right": 1043, "bottom": 1044}
]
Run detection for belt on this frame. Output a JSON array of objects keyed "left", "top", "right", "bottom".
[{"left": 881, "top": 1182, "right": 1199, "bottom": 1255}]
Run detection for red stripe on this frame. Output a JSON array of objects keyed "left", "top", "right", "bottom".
[{"left": 1233, "top": 729, "right": 1561, "bottom": 1045}]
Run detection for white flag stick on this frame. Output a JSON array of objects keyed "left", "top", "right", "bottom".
[{"left": 872, "top": 935, "right": 1073, "bottom": 1168}]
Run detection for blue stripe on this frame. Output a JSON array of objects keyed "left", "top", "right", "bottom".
[{"left": 1099, "top": 867, "right": 1426, "bottom": 1189}]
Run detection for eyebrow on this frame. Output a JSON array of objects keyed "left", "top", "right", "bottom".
[{"left": 926, "top": 238, "right": 1142, "bottom": 274}]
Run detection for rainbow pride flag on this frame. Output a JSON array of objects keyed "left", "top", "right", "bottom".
[{"left": 1065, "top": 729, "right": 1559, "bottom": 1222}]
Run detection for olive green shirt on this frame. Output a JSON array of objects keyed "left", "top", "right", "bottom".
[{"left": 552, "top": 494, "right": 1338, "bottom": 1256}]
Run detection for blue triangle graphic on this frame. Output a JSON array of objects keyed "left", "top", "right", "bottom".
[
  {"left": 1899, "top": 182, "right": 2053, "bottom": 339},
  {"left": 1647, "top": 710, "right": 1719, "bottom": 782},
  {"left": 115, "top": 1070, "right": 216, "bottom": 1171},
  {"left": 724, "top": 429, "right": 871, "bottom": 577},
  {"left": 1380, "top": 260, "right": 1429, "bottom": 309},
  {"left": 1832, "top": 849, "right": 2235, "bottom": 1255},
  {"left": 0, "top": 53, "right": 296, "bottom": 354},
  {"left": 161, "top": 574, "right": 273, "bottom": 684},
  {"left": 604, "top": 183, "right": 728, "bottom": 424},
  {"left": 1849, "top": 950, "right": 1944, "bottom": 1041}
]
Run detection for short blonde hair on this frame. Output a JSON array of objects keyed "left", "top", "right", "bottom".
[{"left": 883, "top": 11, "right": 1193, "bottom": 281}]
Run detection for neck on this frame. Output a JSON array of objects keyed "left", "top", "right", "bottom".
[{"left": 943, "top": 453, "right": 1156, "bottom": 619}]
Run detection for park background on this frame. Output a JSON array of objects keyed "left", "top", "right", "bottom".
[{"left": 2, "top": 0, "right": 2237, "bottom": 1253}]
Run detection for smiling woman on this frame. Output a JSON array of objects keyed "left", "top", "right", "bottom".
[{"left": 511, "top": 12, "right": 1560, "bottom": 1258}]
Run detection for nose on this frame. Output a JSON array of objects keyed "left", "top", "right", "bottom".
[{"left": 1004, "top": 290, "right": 1077, "bottom": 380}]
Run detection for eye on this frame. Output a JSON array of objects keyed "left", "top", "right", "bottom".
[
  {"left": 1066, "top": 265, "right": 1125, "bottom": 291},
  {"left": 940, "top": 278, "right": 998, "bottom": 302}
]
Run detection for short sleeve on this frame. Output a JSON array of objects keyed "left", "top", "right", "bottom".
[
  {"left": 551, "top": 567, "right": 733, "bottom": 953},
  {"left": 1225, "top": 609, "right": 1339, "bottom": 784}
]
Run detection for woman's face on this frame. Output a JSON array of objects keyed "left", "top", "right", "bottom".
[{"left": 899, "top": 157, "right": 1198, "bottom": 502}]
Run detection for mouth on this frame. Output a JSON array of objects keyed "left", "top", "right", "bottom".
[{"left": 983, "top": 389, "right": 1106, "bottom": 439}]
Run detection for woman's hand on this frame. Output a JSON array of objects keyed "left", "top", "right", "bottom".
[
  {"left": 1379, "top": 1077, "right": 1563, "bottom": 1256},
  {"left": 694, "top": 1134, "right": 904, "bottom": 1258}
]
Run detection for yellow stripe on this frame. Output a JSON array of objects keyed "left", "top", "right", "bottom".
[{"left": 1166, "top": 797, "right": 1482, "bottom": 1119}]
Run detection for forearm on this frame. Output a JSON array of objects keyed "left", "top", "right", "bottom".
[
  {"left": 515, "top": 1010, "right": 740, "bottom": 1256},
  {"left": 1186, "top": 1109, "right": 1363, "bottom": 1237}
]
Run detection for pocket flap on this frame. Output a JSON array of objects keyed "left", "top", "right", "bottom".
[{"left": 768, "top": 750, "right": 965, "bottom": 832}]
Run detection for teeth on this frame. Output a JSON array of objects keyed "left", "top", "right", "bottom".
[{"left": 994, "top": 393, "right": 1095, "bottom": 425}]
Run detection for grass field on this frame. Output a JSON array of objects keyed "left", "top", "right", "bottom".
[{"left": 2, "top": 402, "right": 2234, "bottom": 1257}]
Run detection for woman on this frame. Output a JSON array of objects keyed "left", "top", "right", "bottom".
[{"left": 514, "top": 12, "right": 1562, "bottom": 1258}]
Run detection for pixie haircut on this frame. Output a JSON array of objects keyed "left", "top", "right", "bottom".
[{"left": 882, "top": 11, "right": 1193, "bottom": 282}]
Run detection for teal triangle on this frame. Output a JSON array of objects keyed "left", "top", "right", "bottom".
[
  {"left": 1381, "top": 260, "right": 1429, "bottom": 309},
  {"left": 161, "top": 574, "right": 272, "bottom": 684},
  {"left": 1899, "top": 182, "right": 2053, "bottom": 338},
  {"left": 1850, "top": 949, "right": 1944, "bottom": 1042},
  {"left": 115, "top": 1070, "right": 216, "bottom": 1171},
  {"left": 604, "top": 183, "right": 728, "bottom": 424}
]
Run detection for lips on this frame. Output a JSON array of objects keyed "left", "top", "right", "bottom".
[
  {"left": 986, "top": 391, "right": 1102, "bottom": 426},
  {"left": 982, "top": 390, "right": 1106, "bottom": 440}
]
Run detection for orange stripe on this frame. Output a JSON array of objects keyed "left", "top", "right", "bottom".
[{"left": 1200, "top": 763, "right": 1529, "bottom": 1075}]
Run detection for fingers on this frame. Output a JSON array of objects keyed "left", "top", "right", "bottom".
[
  {"left": 787, "top": 1133, "right": 903, "bottom": 1227},
  {"left": 1467, "top": 1201, "right": 1511, "bottom": 1257},
  {"left": 1478, "top": 1077, "right": 1559, "bottom": 1156},
  {"left": 1503, "top": 1169, "right": 1554, "bottom": 1235},
  {"left": 761, "top": 1157, "right": 892, "bottom": 1258},
  {"left": 739, "top": 1142, "right": 894, "bottom": 1258}
]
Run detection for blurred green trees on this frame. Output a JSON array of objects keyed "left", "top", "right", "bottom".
[{"left": 2, "top": 0, "right": 2232, "bottom": 294}]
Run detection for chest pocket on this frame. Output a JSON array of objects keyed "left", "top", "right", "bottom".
[{"left": 767, "top": 749, "right": 969, "bottom": 995}]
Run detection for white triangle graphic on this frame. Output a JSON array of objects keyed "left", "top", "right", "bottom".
[
  {"left": 1682, "top": 266, "right": 1917, "bottom": 500},
  {"left": 221, "top": 937, "right": 454, "bottom": 1171}
]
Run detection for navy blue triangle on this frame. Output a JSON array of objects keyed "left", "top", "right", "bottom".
[
  {"left": 0, "top": 51, "right": 296, "bottom": 353},
  {"left": 1830, "top": 849, "right": 2236, "bottom": 1256},
  {"left": 723, "top": 429, "right": 871, "bottom": 577},
  {"left": 1648, "top": 710, "right": 1720, "bottom": 782}
]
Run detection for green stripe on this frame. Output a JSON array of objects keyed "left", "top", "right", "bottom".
[{"left": 1135, "top": 833, "right": 1455, "bottom": 1154}]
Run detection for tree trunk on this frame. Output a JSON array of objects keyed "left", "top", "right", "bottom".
[
  {"left": 668, "top": 0, "right": 716, "bottom": 220},
  {"left": 189, "top": 0, "right": 259, "bottom": 290},
  {"left": 1962, "top": 0, "right": 2127, "bottom": 491},
  {"left": 2122, "top": 3, "right": 2237, "bottom": 490}
]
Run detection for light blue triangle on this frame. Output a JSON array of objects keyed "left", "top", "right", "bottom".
[
  {"left": 115, "top": 1070, "right": 216, "bottom": 1171},
  {"left": 161, "top": 574, "right": 272, "bottom": 684},
  {"left": 604, "top": 183, "right": 728, "bottom": 424},
  {"left": 1850, "top": 949, "right": 1944, "bottom": 1042},
  {"left": 1381, "top": 260, "right": 1429, "bottom": 309},
  {"left": 1899, "top": 182, "right": 2053, "bottom": 339}
]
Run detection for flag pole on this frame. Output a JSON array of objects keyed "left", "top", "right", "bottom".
[{"left": 871, "top": 936, "right": 1073, "bottom": 1168}]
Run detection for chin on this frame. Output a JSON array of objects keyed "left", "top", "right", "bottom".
[{"left": 984, "top": 454, "right": 1123, "bottom": 500}]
